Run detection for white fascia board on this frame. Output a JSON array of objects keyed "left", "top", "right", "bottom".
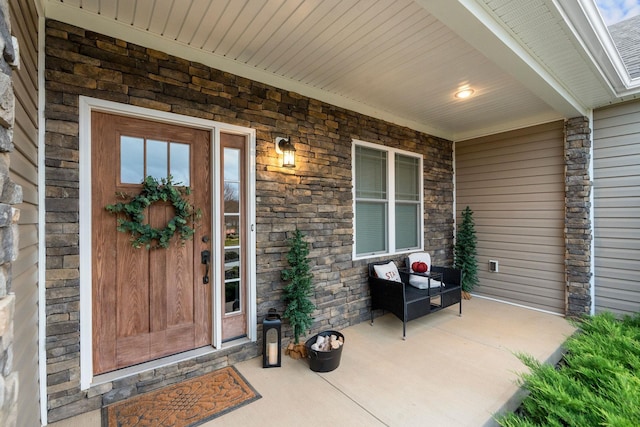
[
  {"left": 417, "top": 0, "right": 588, "bottom": 118},
  {"left": 557, "top": 0, "right": 638, "bottom": 93},
  {"left": 44, "top": 2, "right": 454, "bottom": 140}
]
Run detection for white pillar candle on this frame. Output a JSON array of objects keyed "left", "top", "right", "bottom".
[{"left": 267, "top": 342, "right": 278, "bottom": 365}]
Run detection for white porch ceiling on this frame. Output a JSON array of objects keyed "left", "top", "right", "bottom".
[{"left": 42, "top": 0, "right": 638, "bottom": 141}]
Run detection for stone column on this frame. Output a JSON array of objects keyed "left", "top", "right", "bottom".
[
  {"left": 0, "top": 1, "right": 23, "bottom": 425},
  {"left": 564, "top": 116, "right": 592, "bottom": 317}
]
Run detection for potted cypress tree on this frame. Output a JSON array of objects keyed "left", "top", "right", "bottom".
[
  {"left": 281, "top": 229, "right": 315, "bottom": 359},
  {"left": 454, "top": 206, "right": 479, "bottom": 299}
]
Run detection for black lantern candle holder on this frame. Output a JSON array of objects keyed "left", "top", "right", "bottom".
[{"left": 262, "top": 308, "right": 281, "bottom": 368}]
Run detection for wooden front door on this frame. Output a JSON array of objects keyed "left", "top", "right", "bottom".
[{"left": 91, "top": 112, "right": 212, "bottom": 375}]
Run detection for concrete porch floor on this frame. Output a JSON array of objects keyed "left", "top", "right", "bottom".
[{"left": 50, "top": 297, "right": 576, "bottom": 427}]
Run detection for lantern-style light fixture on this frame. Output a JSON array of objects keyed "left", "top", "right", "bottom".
[
  {"left": 262, "top": 308, "right": 282, "bottom": 368},
  {"left": 275, "top": 137, "right": 296, "bottom": 168}
]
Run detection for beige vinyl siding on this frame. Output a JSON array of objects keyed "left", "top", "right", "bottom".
[
  {"left": 9, "top": 0, "right": 41, "bottom": 425},
  {"left": 455, "top": 121, "right": 565, "bottom": 314},
  {"left": 593, "top": 100, "right": 640, "bottom": 316}
]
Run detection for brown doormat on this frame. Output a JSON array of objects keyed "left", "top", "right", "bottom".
[{"left": 103, "top": 366, "right": 261, "bottom": 427}]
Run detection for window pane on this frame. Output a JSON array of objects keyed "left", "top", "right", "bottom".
[
  {"left": 356, "top": 201, "right": 387, "bottom": 255},
  {"left": 169, "top": 143, "right": 190, "bottom": 186},
  {"left": 396, "top": 203, "right": 419, "bottom": 250},
  {"left": 224, "top": 148, "right": 240, "bottom": 181},
  {"left": 224, "top": 182, "right": 240, "bottom": 213},
  {"left": 395, "top": 154, "right": 420, "bottom": 201},
  {"left": 225, "top": 262, "right": 240, "bottom": 280},
  {"left": 147, "top": 139, "right": 168, "bottom": 180},
  {"left": 225, "top": 281, "right": 241, "bottom": 313},
  {"left": 356, "top": 146, "right": 387, "bottom": 199},
  {"left": 223, "top": 145, "right": 242, "bottom": 315},
  {"left": 354, "top": 143, "right": 422, "bottom": 258},
  {"left": 224, "top": 215, "right": 240, "bottom": 247},
  {"left": 120, "top": 136, "right": 144, "bottom": 183},
  {"left": 225, "top": 248, "right": 240, "bottom": 264}
]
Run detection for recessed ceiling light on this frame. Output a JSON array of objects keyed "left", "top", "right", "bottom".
[{"left": 455, "top": 88, "right": 475, "bottom": 99}]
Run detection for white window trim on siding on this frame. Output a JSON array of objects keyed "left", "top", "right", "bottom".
[
  {"left": 77, "top": 96, "right": 257, "bottom": 390},
  {"left": 352, "top": 139, "right": 424, "bottom": 260}
]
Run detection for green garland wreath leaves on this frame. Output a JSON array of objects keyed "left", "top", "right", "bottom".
[{"left": 105, "top": 176, "right": 201, "bottom": 250}]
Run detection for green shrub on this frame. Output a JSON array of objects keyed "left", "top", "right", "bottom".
[
  {"left": 281, "top": 229, "right": 315, "bottom": 344},
  {"left": 498, "top": 312, "right": 640, "bottom": 427},
  {"left": 454, "top": 206, "right": 479, "bottom": 293}
]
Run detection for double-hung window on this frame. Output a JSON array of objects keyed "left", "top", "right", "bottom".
[{"left": 353, "top": 140, "right": 423, "bottom": 258}]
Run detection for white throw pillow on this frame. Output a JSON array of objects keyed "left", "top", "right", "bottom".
[
  {"left": 373, "top": 261, "right": 402, "bottom": 282},
  {"left": 408, "top": 252, "right": 431, "bottom": 273},
  {"left": 407, "top": 252, "right": 441, "bottom": 289}
]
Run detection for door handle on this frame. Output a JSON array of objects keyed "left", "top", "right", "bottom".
[{"left": 201, "top": 250, "right": 210, "bottom": 284}]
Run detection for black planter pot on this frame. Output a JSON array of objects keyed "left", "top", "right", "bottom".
[{"left": 305, "top": 330, "right": 344, "bottom": 372}]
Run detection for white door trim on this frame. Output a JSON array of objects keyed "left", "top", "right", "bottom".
[{"left": 78, "top": 96, "right": 256, "bottom": 390}]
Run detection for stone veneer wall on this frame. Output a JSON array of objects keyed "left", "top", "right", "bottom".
[
  {"left": 44, "top": 20, "right": 454, "bottom": 421},
  {"left": 564, "top": 116, "right": 592, "bottom": 316},
  {"left": 0, "top": 1, "right": 22, "bottom": 425}
]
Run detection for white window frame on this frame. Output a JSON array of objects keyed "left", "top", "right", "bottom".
[{"left": 352, "top": 139, "right": 423, "bottom": 260}]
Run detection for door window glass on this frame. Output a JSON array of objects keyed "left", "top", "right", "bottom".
[
  {"left": 224, "top": 147, "right": 241, "bottom": 314},
  {"left": 120, "top": 136, "right": 144, "bottom": 183},
  {"left": 170, "top": 143, "right": 190, "bottom": 186},
  {"left": 120, "top": 136, "right": 190, "bottom": 185},
  {"left": 147, "top": 140, "right": 168, "bottom": 181},
  {"left": 224, "top": 182, "right": 240, "bottom": 214}
]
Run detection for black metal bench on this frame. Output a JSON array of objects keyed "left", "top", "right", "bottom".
[{"left": 368, "top": 261, "right": 462, "bottom": 339}]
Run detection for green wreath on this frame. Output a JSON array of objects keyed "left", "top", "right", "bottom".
[{"left": 105, "top": 176, "right": 200, "bottom": 250}]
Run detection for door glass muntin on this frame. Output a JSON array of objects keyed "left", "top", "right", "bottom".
[{"left": 120, "top": 136, "right": 191, "bottom": 186}]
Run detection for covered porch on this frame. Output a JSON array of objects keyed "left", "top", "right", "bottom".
[
  {"left": 6, "top": 0, "right": 640, "bottom": 425},
  {"left": 51, "top": 298, "right": 576, "bottom": 427}
]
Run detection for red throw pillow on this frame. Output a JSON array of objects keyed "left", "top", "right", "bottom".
[{"left": 412, "top": 261, "right": 428, "bottom": 273}]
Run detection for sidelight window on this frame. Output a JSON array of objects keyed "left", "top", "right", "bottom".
[{"left": 223, "top": 147, "right": 242, "bottom": 314}]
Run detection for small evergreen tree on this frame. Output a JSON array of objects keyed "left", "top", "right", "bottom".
[
  {"left": 281, "top": 229, "right": 315, "bottom": 344},
  {"left": 454, "top": 206, "right": 479, "bottom": 295}
]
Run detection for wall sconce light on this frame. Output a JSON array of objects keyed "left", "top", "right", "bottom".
[{"left": 275, "top": 137, "right": 296, "bottom": 168}]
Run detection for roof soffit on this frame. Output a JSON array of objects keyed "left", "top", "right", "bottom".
[
  {"left": 417, "top": 0, "right": 588, "bottom": 117},
  {"left": 44, "top": 1, "right": 455, "bottom": 139},
  {"left": 42, "top": 0, "right": 617, "bottom": 141}
]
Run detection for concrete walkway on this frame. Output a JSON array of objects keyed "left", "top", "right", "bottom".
[{"left": 50, "top": 297, "right": 576, "bottom": 427}]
